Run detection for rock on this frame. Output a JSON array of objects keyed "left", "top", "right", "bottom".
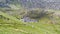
[{"left": 20, "top": 17, "right": 38, "bottom": 22}]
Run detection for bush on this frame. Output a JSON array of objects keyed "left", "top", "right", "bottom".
[{"left": 26, "top": 8, "right": 47, "bottom": 19}]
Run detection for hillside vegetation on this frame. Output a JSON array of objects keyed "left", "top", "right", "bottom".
[
  {"left": 0, "top": 0, "right": 60, "bottom": 34},
  {"left": 0, "top": 8, "right": 60, "bottom": 34}
]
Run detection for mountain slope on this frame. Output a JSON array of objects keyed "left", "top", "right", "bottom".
[
  {"left": 0, "top": 11, "right": 60, "bottom": 34},
  {"left": 0, "top": 0, "right": 60, "bottom": 10}
]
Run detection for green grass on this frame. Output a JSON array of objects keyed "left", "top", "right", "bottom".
[{"left": 0, "top": 10, "right": 60, "bottom": 34}]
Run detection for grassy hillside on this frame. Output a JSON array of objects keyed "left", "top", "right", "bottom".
[
  {"left": 0, "top": 0, "right": 60, "bottom": 34},
  {"left": 0, "top": 9, "right": 60, "bottom": 34}
]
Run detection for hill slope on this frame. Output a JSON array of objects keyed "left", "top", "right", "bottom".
[{"left": 0, "top": 0, "right": 60, "bottom": 34}]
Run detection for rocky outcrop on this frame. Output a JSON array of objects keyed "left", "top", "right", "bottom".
[
  {"left": 20, "top": 0, "right": 60, "bottom": 10},
  {"left": 0, "top": 0, "right": 60, "bottom": 10}
]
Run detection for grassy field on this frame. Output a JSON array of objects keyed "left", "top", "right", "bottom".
[{"left": 0, "top": 9, "right": 60, "bottom": 34}]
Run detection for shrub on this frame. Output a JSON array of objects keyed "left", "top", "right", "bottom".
[{"left": 26, "top": 8, "right": 47, "bottom": 19}]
